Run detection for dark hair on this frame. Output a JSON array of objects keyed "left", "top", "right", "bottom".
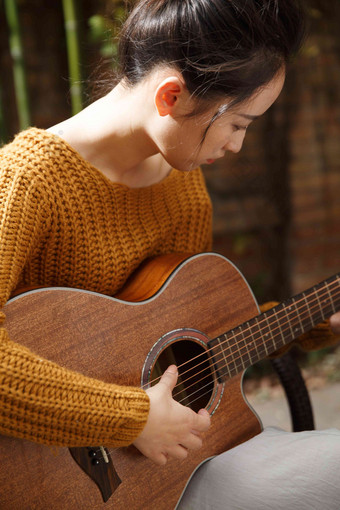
[{"left": 118, "top": 0, "right": 305, "bottom": 113}]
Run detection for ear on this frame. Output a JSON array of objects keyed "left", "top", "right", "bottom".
[{"left": 154, "top": 77, "right": 184, "bottom": 117}]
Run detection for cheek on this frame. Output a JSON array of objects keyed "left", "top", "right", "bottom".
[
  {"left": 171, "top": 127, "right": 203, "bottom": 158},
  {"left": 200, "top": 130, "right": 224, "bottom": 155},
  {"left": 158, "top": 118, "right": 213, "bottom": 168}
]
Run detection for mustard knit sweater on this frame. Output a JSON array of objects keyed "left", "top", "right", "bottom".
[{"left": 0, "top": 128, "right": 213, "bottom": 447}]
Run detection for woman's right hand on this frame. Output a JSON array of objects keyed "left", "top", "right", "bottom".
[{"left": 132, "top": 365, "right": 211, "bottom": 465}]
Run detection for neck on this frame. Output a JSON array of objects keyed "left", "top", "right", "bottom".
[
  {"left": 48, "top": 82, "right": 170, "bottom": 187},
  {"left": 208, "top": 273, "right": 340, "bottom": 382}
]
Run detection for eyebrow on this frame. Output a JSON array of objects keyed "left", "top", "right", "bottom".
[{"left": 237, "top": 113, "right": 260, "bottom": 121}]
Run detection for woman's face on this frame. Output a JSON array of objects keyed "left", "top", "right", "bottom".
[{"left": 157, "top": 72, "right": 285, "bottom": 172}]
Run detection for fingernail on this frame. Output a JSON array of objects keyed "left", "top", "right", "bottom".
[
  {"left": 198, "top": 409, "right": 210, "bottom": 417},
  {"left": 166, "top": 365, "right": 177, "bottom": 374}
]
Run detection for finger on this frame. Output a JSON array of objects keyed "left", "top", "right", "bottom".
[
  {"left": 159, "top": 365, "right": 178, "bottom": 392},
  {"left": 330, "top": 313, "right": 340, "bottom": 335},
  {"left": 152, "top": 451, "right": 168, "bottom": 466},
  {"left": 180, "top": 433, "right": 203, "bottom": 451},
  {"left": 198, "top": 408, "right": 210, "bottom": 417},
  {"left": 191, "top": 409, "right": 211, "bottom": 432},
  {"left": 166, "top": 444, "right": 188, "bottom": 461}
]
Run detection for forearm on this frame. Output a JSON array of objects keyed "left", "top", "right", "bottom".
[{"left": 0, "top": 328, "right": 149, "bottom": 447}]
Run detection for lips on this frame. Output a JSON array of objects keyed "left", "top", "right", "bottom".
[{"left": 206, "top": 159, "right": 215, "bottom": 164}]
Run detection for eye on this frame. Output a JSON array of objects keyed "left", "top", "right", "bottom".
[{"left": 232, "top": 124, "right": 247, "bottom": 132}]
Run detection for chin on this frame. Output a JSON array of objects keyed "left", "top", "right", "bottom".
[
  {"left": 167, "top": 156, "right": 199, "bottom": 173},
  {"left": 180, "top": 161, "right": 200, "bottom": 172}
]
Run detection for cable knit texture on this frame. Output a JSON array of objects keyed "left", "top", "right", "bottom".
[{"left": 0, "top": 128, "right": 212, "bottom": 447}]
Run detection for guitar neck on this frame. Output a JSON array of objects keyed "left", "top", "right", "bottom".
[{"left": 209, "top": 273, "right": 340, "bottom": 381}]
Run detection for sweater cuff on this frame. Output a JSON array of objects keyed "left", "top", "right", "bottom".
[{"left": 0, "top": 329, "right": 150, "bottom": 447}]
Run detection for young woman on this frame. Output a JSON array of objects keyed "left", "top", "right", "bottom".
[{"left": 1, "top": 0, "right": 339, "bottom": 508}]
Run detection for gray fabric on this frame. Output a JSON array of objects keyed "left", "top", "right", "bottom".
[{"left": 177, "top": 427, "right": 340, "bottom": 510}]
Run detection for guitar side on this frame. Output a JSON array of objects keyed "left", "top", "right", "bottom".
[{"left": 0, "top": 253, "right": 262, "bottom": 510}]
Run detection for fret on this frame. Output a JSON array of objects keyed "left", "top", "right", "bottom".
[
  {"left": 236, "top": 325, "right": 253, "bottom": 369},
  {"left": 300, "top": 291, "right": 314, "bottom": 332},
  {"left": 266, "top": 311, "right": 286, "bottom": 354},
  {"left": 282, "top": 303, "right": 295, "bottom": 340},
  {"left": 294, "top": 297, "right": 304, "bottom": 335},
  {"left": 246, "top": 321, "right": 260, "bottom": 361},
  {"left": 218, "top": 335, "right": 233, "bottom": 379},
  {"left": 317, "top": 280, "right": 336, "bottom": 318},
  {"left": 217, "top": 336, "right": 228, "bottom": 373},
  {"left": 325, "top": 283, "right": 336, "bottom": 315},
  {"left": 275, "top": 309, "right": 286, "bottom": 348},
  {"left": 303, "top": 291, "right": 313, "bottom": 321},
  {"left": 263, "top": 316, "right": 271, "bottom": 355},
  {"left": 236, "top": 327, "right": 245, "bottom": 369},
  {"left": 208, "top": 272, "right": 340, "bottom": 382},
  {"left": 285, "top": 299, "right": 302, "bottom": 337},
  {"left": 224, "top": 332, "right": 238, "bottom": 376},
  {"left": 314, "top": 286, "right": 325, "bottom": 321},
  {"left": 252, "top": 316, "right": 267, "bottom": 361},
  {"left": 336, "top": 276, "right": 340, "bottom": 307},
  {"left": 251, "top": 322, "right": 260, "bottom": 358},
  {"left": 231, "top": 332, "right": 245, "bottom": 373}
]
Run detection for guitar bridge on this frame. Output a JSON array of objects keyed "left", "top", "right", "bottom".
[{"left": 69, "top": 446, "right": 121, "bottom": 502}]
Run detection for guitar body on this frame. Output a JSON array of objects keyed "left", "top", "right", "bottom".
[{"left": 0, "top": 253, "right": 262, "bottom": 510}]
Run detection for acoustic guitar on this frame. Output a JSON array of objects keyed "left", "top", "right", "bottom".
[{"left": 0, "top": 253, "right": 339, "bottom": 510}]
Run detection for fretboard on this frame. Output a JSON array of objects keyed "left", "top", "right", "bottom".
[{"left": 209, "top": 273, "right": 340, "bottom": 382}]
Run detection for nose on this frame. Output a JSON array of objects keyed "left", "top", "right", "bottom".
[{"left": 224, "top": 130, "right": 246, "bottom": 154}]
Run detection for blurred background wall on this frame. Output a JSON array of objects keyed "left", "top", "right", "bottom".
[{"left": 1, "top": 0, "right": 339, "bottom": 305}]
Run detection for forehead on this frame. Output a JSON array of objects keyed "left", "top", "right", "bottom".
[
  {"left": 233, "top": 72, "right": 286, "bottom": 117},
  {"left": 209, "top": 71, "right": 285, "bottom": 122}
]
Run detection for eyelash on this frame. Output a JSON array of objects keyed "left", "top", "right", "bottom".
[{"left": 232, "top": 124, "right": 247, "bottom": 132}]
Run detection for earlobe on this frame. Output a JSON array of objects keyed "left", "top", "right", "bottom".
[{"left": 154, "top": 79, "right": 182, "bottom": 117}]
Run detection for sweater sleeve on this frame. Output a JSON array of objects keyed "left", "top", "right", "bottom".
[{"left": 0, "top": 154, "right": 149, "bottom": 447}]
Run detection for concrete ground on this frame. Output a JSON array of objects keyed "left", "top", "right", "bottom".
[{"left": 246, "top": 382, "right": 340, "bottom": 431}]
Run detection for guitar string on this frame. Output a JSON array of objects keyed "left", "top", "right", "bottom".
[
  {"left": 97, "top": 283, "right": 340, "bottom": 463},
  {"left": 144, "top": 289, "right": 340, "bottom": 407},
  {"left": 164, "top": 297, "right": 340, "bottom": 407},
  {"left": 173, "top": 283, "right": 340, "bottom": 395},
  {"left": 142, "top": 278, "right": 340, "bottom": 392},
  {"left": 143, "top": 277, "right": 340, "bottom": 390},
  {"left": 172, "top": 279, "right": 340, "bottom": 391},
  {"left": 148, "top": 289, "right": 340, "bottom": 430},
  {"left": 15, "top": 276, "right": 338, "bottom": 466},
  {"left": 171, "top": 291, "right": 340, "bottom": 403},
  {"left": 101, "top": 290, "right": 340, "bottom": 463},
  {"left": 96, "top": 284, "right": 339, "bottom": 463},
  {"left": 172, "top": 290, "right": 340, "bottom": 401}
]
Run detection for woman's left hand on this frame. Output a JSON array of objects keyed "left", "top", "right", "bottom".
[{"left": 330, "top": 312, "right": 340, "bottom": 335}]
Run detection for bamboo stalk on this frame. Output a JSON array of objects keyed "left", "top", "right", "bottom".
[
  {"left": 4, "top": 0, "right": 31, "bottom": 130},
  {"left": 62, "top": 0, "right": 83, "bottom": 114}
]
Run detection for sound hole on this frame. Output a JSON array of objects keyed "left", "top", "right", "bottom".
[{"left": 151, "top": 340, "right": 214, "bottom": 412}]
